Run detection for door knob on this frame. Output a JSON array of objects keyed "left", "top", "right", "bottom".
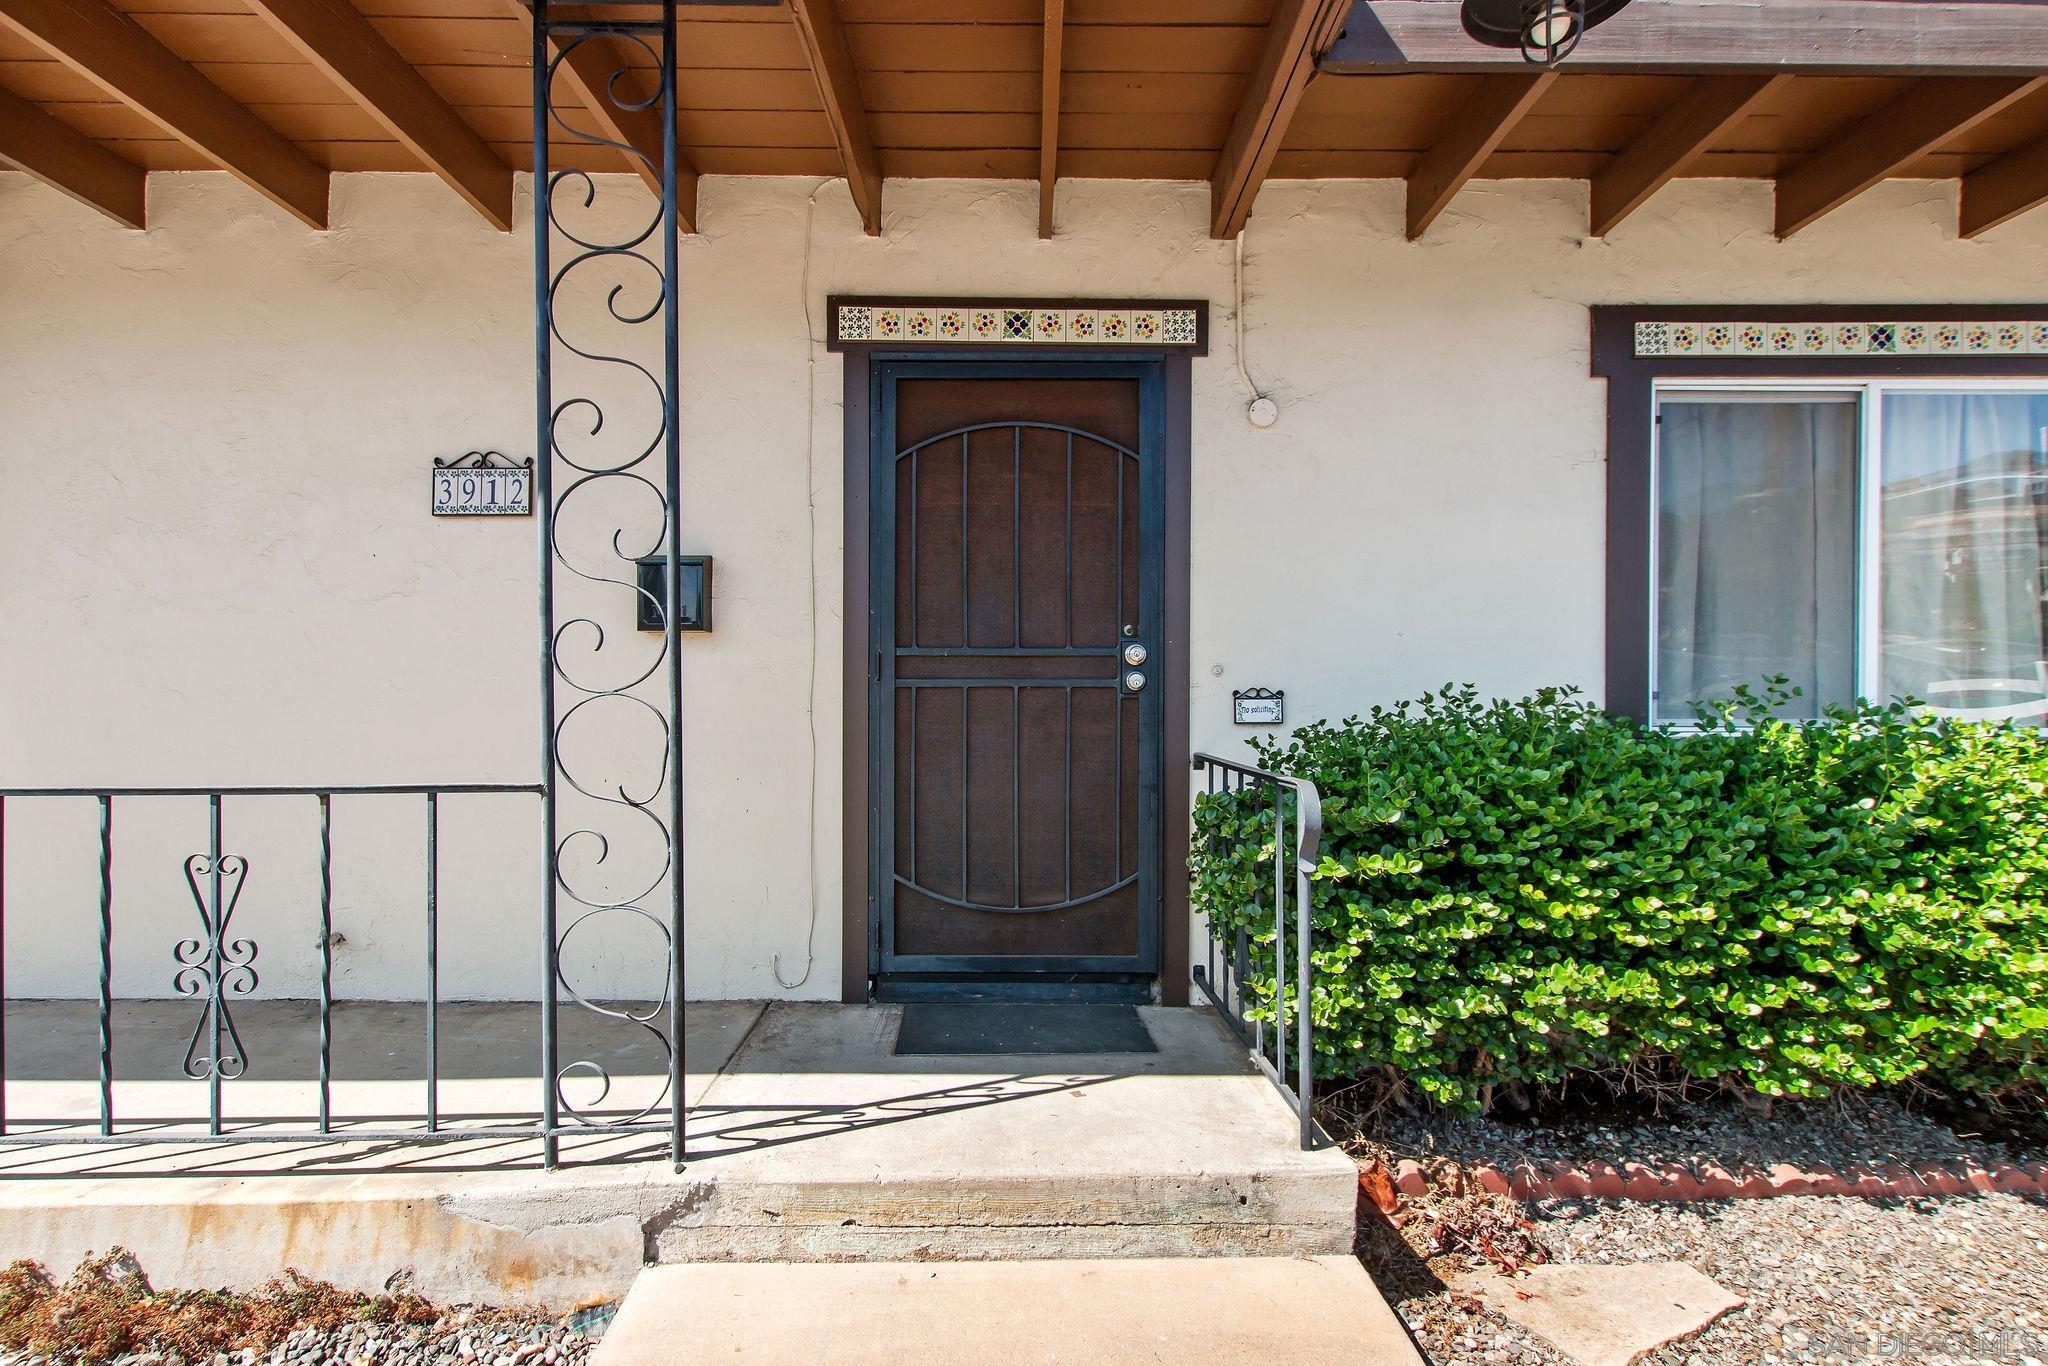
[
  {"left": 1124, "top": 670, "right": 1147, "bottom": 692},
  {"left": 1122, "top": 642, "right": 1148, "bottom": 667}
]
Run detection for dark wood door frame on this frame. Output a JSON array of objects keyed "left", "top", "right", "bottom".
[{"left": 841, "top": 347, "right": 1192, "bottom": 1004}]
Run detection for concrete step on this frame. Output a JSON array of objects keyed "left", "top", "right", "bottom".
[
  {"left": 591, "top": 1258, "right": 1424, "bottom": 1365},
  {"left": 0, "top": 1002, "right": 1360, "bottom": 1301},
  {"left": 654, "top": 1002, "right": 1359, "bottom": 1262}
]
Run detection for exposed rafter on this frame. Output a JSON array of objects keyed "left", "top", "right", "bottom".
[
  {"left": 508, "top": 0, "right": 698, "bottom": 232},
  {"left": 1405, "top": 70, "right": 1554, "bottom": 241},
  {"left": 0, "top": 82, "right": 145, "bottom": 227},
  {"left": 787, "top": 0, "right": 881, "bottom": 236},
  {"left": 247, "top": 0, "right": 512, "bottom": 231},
  {"left": 1209, "top": 0, "right": 1351, "bottom": 240},
  {"left": 1775, "top": 76, "right": 2043, "bottom": 237},
  {"left": 1960, "top": 131, "right": 2048, "bottom": 239},
  {"left": 1038, "top": 0, "right": 1063, "bottom": 239},
  {"left": 0, "top": 0, "right": 326, "bottom": 227},
  {"left": 1589, "top": 74, "right": 1786, "bottom": 237}
]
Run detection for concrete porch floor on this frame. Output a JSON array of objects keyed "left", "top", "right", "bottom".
[{"left": 0, "top": 1001, "right": 1362, "bottom": 1311}]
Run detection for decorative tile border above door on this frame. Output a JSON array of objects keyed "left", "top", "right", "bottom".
[{"left": 826, "top": 297, "right": 1209, "bottom": 354}]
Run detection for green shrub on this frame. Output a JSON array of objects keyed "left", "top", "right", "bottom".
[{"left": 1188, "top": 684, "right": 2048, "bottom": 1110}]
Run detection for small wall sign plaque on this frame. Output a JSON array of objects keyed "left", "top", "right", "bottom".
[
  {"left": 432, "top": 451, "right": 533, "bottom": 516},
  {"left": 1233, "top": 687, "right": 1284, "bottom": 726}
]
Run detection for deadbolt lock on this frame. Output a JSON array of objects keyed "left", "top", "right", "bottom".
[
  {"left": 1122, "top": 642, "right": 1149, "bottom": 667},
  {"left": 1124, "top": 670, "right": 1147, "bottom": 692}
]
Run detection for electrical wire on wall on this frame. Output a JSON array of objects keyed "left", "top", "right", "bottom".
[
  {"left": 773, "top": 178, "right": 837, "bottom": 991},
  {"left": 1234, "top": 229, "right": 1279, "bottom": 429}
]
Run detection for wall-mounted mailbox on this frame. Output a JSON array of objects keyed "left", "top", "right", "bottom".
[{"left": 633, "top": 555, "right": 713, "bottom": 633}]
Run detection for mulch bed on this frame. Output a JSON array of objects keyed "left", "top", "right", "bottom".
[
  {"left": 0, "top": 1252, "right": 603, "bottom": 1366},
  {"left": 1353, "top": 1088, "right": 2047, "bottom": 1203}
]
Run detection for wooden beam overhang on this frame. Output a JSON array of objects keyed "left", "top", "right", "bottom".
[
  {"left": 787, "top": 0, "right": 881, "bottom": 236},
  {"left": 1589, "top": 73, "right": 1785, "bottom": 237},
  {"left": 509, "top": 1, "right": 698, "bottom": 232},
  {"left": 1209, "top": 0, "right": 1352, "bottom": 240},
  {"left": 0, "top": 0, "right": 327, "bottom": 227},
  {"left": 0, "top": 82, "right": 145, "bottom": 227},
  {"left": 1960, "top": 132, "right": 2048, "bottom": 239},
  {"left": 1774, "top": 75, "right": 2045, "bottom": 238},
  {"left": 1405, "top": 70, "right": 1553, "bottom": 240},
  {"left": 247, "top": 0, "right": 512, "bottom": 231},
  {"left": 1038, "top": 0, "right": 1063, "bottom": 239},
  {"left": 1324, "top": 0, "right": 2048, "bottom": 75}
]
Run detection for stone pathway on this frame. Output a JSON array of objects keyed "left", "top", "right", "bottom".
[{"left": 1452, "top": 1262, "right": 1743, "bottom": 1366}]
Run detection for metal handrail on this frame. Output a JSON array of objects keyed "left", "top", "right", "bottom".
[{"left": 1189, "top": 752, "right": 1322, "bottom": 1149}]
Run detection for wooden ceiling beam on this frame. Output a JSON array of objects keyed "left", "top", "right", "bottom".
[
  {"left": 1037, "top": 0, "right": 1063, "bottom": 239},
  {"left": 787, "top": 0, "right": 880, "bottom": 236},
  {"left": 1775, "top": 75, "right": 2044, "bottom": 237},
  {"left": 1960, "top": 131, "right": 2048, "bottom": 239},
  {"left": 1209, "top": 0, "right": 1351, "bottom": 240},
  {"left": 0, "top": 0, "right": 326, "bottom": 227},
  {"left": 510, "top": 2, "right": 698, "bottom": 232},
  {"left": 247, "top": 0, "right": 511, "bottom": 231},
  {"left": 1589, "top": 73, "right": 1786, "bottom": 237},
  {"left": 1325, "top": 0, "right": 2048, "bottom": 75},
  {"left": 0, "top": 82, "right": 145, "bottom": 227},
  {"left": 1405, "top": 70, "right": 1554, "bottom": 241}
]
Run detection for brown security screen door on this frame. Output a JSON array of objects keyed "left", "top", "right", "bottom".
[{"left": 870, "top": 361, "right": 1165, "bottom": 991}]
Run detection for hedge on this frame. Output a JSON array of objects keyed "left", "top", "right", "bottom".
[{"left": 1188, "top": 684, "right": 2048, "bottom": 1110}]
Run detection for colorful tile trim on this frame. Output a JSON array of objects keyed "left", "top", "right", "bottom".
[
  {"left": 834, "top": 302, "right": 1202, "bottom": 348},
  {"left": 1636, "top": 319, "right": 2048, "bottom": 357}
]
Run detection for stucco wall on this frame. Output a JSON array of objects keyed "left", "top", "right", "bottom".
[{"left": 3, "top": 170, "right": 2045, "bottom": 1001}]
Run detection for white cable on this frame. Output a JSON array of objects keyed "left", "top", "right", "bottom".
[
  {"left": 773, "top": 178, "right": 834, "bottom": 992},
  {"left": 1233, "top": 230, "right": 1278, "bottom": 427}
]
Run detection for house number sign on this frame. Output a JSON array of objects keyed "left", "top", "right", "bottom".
[
  {"left": 432, "top": 452, "right": 533, "bottom": 516},
  {"left": 1233, "top": 688, "right": 1284, "bottom": 726}
]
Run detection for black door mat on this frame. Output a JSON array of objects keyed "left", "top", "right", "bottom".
[{"left": 893, "top": 1003, "right": 1158, "bottom": 1056}]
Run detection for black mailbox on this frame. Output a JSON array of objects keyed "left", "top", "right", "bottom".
[{"left": 634, "top": 555, "right": 713, "bottom": 633}]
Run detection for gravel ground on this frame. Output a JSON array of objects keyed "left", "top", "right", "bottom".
[
  {"left": 1366, "top": 1193, "right": 2048, "bottom": 1365},
  {"left": 1352, "top": 1089, "right": 2048, "bottom": 1362},
  {"left": 0, "top": 1308, "right": 602, "bottom": 1366},
  {"left": 1367, "top": 1091, "right": 2045, "bottom": 1178}
]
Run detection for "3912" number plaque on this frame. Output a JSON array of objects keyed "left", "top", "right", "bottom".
[{"left": 432, "top": 451, "right": 533, "bottom": 517}]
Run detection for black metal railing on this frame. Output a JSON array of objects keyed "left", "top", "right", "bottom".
[
  {"left": 1189, "top": 754, "right": 1322, "bottom": 1149},
  {"left": 0, "top": 785, "right": 683, "bottom": 1165}
]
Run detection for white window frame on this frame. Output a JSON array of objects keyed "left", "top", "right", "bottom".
[{"left": 1648, "top": 376, "right": 2048, "bottom": 726}]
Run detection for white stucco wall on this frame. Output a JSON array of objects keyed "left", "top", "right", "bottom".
[{"left": 4, "top": 169, "right": 2045, "bottom": 1001}]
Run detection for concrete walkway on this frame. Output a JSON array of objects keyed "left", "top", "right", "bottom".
[
  {"left": 0, "top": 1001, "right": 1362, "bottom": 1305},
  {"left": 593, "top": 1258, "right": 1424, "bottom": 1365}
]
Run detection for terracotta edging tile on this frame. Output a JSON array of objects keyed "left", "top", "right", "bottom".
[{"left": 1365, "top": 1152, "right": 2045, "bottom": 1208}]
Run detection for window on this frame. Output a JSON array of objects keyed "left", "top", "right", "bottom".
[{"left": 1651, "top": 382, "right": 2048, "bottom": 725}]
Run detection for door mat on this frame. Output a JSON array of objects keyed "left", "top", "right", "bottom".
[{"left": 894, "top": 1003, "right": 1158, "bottom": 1056}]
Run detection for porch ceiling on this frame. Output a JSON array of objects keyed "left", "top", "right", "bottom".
[{"left": 2, "top": 0, "right": 2047, "bottom": 240}]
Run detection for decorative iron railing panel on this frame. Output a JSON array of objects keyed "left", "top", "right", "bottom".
[
  {"left": 1188, "top": 754, "right": 1322, "bottom": 1150},
  {"left": 533, "top": 0, "right": 686, "bottom": 1167},
  {"left": 0, "top": 786, "right": 573, "bottom": 1148}
]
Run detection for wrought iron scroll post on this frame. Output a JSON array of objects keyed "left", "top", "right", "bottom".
[
  {"left": 531, "top": 0, "right": 557, "bottom": 1170},
  {"left": 533, "top": 0, "right": 686, "bottom": 1170}
]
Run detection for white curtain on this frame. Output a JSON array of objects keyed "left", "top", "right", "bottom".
[
  {"left": 1880, "top": 392, "right": 2048, "bottom": 715},
  {"left": 1656, "top": 399, "right": 1858, "bottom": 722}
]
